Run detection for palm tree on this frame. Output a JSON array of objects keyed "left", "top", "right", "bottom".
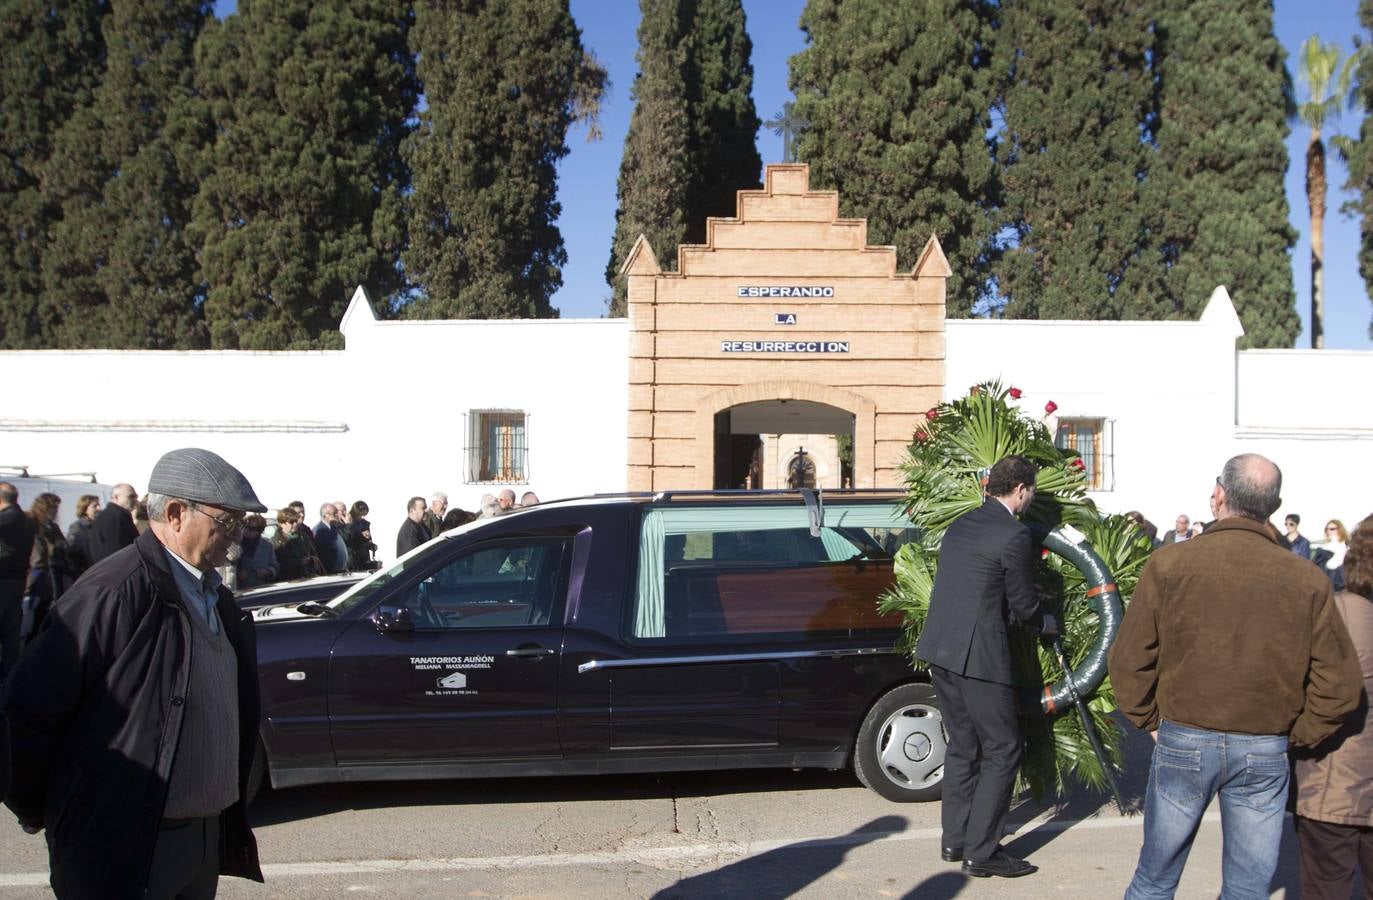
[{"left": 1297, "top": 37, "right": 1356, "bottom": 349}]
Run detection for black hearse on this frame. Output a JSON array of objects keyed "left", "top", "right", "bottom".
[{"left": 248, "top": 490, "right": 944, "bottom": 802}]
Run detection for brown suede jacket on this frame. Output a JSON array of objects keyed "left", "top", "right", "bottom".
[{"left": 1108, "top": 516, "right": 1361, "bottom": 748}]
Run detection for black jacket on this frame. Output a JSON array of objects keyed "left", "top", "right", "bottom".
[
  {"left": 65, "top": 518, "right": 94, "bottom": 578},
  {"left": 0, "top": 504, "right": 34, "bottom": 581},
  {"left": 396, "top": 517, "right": 430, "bottom": 557},
  {"left": 0, "top": 530, "right": 263, "bottom": 898},
  {"left": 916, "top": 498, "right": 1046, "bottom": 685},
  {"left": 87, "top": 503, "right": 138, "bottom": 565}
]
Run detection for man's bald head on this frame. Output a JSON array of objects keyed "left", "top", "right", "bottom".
[
  {"left": 111, "top": 483, "right": 139, "bottom": 511},
  {"left": 1216, "top": 453, "right": 1282, "bottom": 521}
]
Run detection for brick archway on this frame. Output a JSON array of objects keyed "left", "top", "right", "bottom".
[{"left": 691, "top": 381, "right": 877, "bottom": 488}]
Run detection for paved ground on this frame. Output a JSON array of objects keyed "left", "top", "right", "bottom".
[{"left": 0, "top": 725, "right": 1323, "bottom": 898}]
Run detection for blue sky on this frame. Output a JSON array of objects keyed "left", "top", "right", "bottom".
[{"left": 215, "top": 1, "right": 1372, "bottom": 349}]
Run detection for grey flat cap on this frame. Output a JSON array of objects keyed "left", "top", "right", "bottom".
[{"left": 147, "top": 448, "right": 266, "bottom": 513}]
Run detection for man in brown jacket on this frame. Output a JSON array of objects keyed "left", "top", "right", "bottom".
[{"left": 1109, "top": 453, "right": 1361, "bottom": 900}]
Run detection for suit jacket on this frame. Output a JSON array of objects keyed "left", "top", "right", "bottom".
[
  {"left": 88, "top": 503, "right": 138, "bottom": 565},
  {"left": 916, "top": 498, "right": 1044, "bottom": 685},
  {"left": 396, "top": 518, "right": 430, "bottom": 557}
]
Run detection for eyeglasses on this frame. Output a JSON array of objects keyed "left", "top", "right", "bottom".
[{"left": 189, "top": 504, "right": 245, "bottom": 534}]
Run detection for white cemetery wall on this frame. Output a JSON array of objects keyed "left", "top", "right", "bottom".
[
  {"left": 946, "top": 290, "right": 1373, "bottom": 535},
  {"left": 0, "top": 311, "right": 629, "bottom": 563}
]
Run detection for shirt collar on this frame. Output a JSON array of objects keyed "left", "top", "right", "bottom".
[{"left": 161, "top": 545, "right": 223, "bottom": 592}]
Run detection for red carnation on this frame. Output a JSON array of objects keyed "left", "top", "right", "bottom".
[
  {"left": 1070, "top": 458, "right": 1085, "bottom": 470},
  {"left": 1009, "top": 387, "right": 1022, "bottom": 399},
  {"left": 1044, "top": 400, "right": 1058, "bottom": 415},
  {"left": 925, "top": 407, "right": 939, "bottom": 421}
]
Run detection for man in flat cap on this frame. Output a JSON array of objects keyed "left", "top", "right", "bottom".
[{"left": 1, "top": 448, "right": 266, "bottom": 899}]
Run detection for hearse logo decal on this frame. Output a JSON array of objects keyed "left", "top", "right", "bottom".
[{"left": 410, "top": 655, "right": 493, "bottom": 697}]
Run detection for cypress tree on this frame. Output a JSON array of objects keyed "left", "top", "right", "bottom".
[
  {"left": 42, "top": 0, "right": 211, "bottom": 349},
  {"left": 192, "top": 0, "right": 417, "bottom": 349},
  {"left": 680, "top": 0, "right": 761, "bottom": 246},
  {"left": 0, "top": 1, "right": 107, "bottom": 348},
  {"left": 605, "top": 0, "right": 759, "bottom": 314},
  {"left": 788, "top": 0, "right": 998, "bottom": 317},
  {"left": 605, "top": 0, "right": 695, "bottom": 317},
  {"left": 1348, "top": 0, "right": 1373, "bottom": 340},
  {"left": 403, "top": 0, "right": 605, "bottom": 319},
  {"left": 1153, "top": 0, "right": 1298, "bottom": 347},
  {"left": 991, "top": 0, "right": 1162, "bottom": 321}
]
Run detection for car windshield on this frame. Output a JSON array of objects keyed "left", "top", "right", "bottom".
[{"left": 327, "top": 514, "right": 503, "bottom": 615}]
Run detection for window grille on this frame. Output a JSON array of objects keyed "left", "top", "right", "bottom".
[
  {"left": 466, "top": 410, "right": 528, "bottom": 484},
  {"left": 1055, "top": 417, "right": 1112, "bottom": 491}
]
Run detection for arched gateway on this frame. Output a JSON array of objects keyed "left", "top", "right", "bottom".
[{"left": 621, "top": 163, "right": 949, "bottom": 491}]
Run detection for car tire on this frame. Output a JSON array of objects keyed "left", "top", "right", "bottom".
[
  {"left": 853, "top": 682, "right": 945, "bottom": 802},
  {"left": 246, "top": 739, "right": 268, "bottom": 806}
]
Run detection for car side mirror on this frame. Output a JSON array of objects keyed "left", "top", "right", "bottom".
[{"left": 372, "top": 607, "right": 415, "bottom": 634}]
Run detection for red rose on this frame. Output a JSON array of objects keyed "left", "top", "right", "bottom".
[
  {"left": 1070, "top": 458, "right": 1084, "bottom": 470},
  {"left": 1009, "top": 387, "right": 1022, "bottom": 399},
  {"left": 925, "top": 407, "right": 938, "bottom": 421},
  {"left": 914, "top": 429, "right": 929, "bottom": 443},
  {"left": 1040, "top": 548, "right": 1050, "bottom": 559},
  {"left": 1045, "top": 400, "right": 1058, "bottom": 415}
]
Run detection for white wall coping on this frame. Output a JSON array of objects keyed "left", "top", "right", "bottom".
[
  {"left": 946, "top": 318, "right": 1212, "bottom": 329},
  {"left": 1233, "top": 426, "right": 1373, "bottom": 440},
  {"left": 0, "top": 419, "right": 350, "bottom": 433}
]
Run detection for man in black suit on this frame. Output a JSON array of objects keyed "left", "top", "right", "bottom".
[
  {"left": 88, "top": 482, "right": 140, "bottom": 564},
  {"left": 916, "top": 455, "right": 1053, "bottom": 879},
  {"left": 396, "top": 496, "right": 431, "bottom": 558}
]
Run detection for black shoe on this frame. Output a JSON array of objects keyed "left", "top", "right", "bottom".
[
  {"left": 941, "top": 846, "right": 963, "bottom": 862},
  {"left": 962, "top": 849, "right": 1037, "bottom": 878}
]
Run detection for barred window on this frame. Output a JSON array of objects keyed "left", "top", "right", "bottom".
[
  {"left": 467, "top": 410, "right": 528, "bottom": 484},
  {"left": 1055, "top": 417, "right": 1110, "bottom": 490}
]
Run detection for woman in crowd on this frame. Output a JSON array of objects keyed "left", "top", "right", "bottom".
[
  {"left": 23, "top": 493, "right": 73, "bottom": 642},
  {"left": 236, "top": 513, "right": 279, "bottom": 589},
  {"left": 1294, "top": 514, "right": 1373, "bottom": 898},
  {"left": 272, "top": 507, "right": 322, "bottom": 581},
  {"left": 64, "top": 494, "right": 100, "bottom": 577},
  {"left": 346, "top": 500, "right": 376, "bottom": 571},
  {"left": 1315, "top": 519, "right": 1350, "bottom": 591}
]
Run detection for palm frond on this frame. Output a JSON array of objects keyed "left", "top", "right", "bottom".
[{"left": 885, "top": 380, "right": 1152, "bottom": 800}]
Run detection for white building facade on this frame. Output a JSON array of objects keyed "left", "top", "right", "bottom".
[{"left": 2, "top": 282, "right": 1369, "bottom": 559}]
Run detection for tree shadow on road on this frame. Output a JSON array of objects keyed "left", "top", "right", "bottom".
[{"left": 649, "top": 815, "right": 907, "bottom": 899}]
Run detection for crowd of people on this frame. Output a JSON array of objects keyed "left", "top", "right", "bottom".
[
  {"left": 1125, "top": 508, "right": 1353, "bottom": 589},
  {"left": 396, "top": 488, "right": 540, "bottom": 557},
  {"left": 0, "top": 479, "right": 548, "bottom": 649}
]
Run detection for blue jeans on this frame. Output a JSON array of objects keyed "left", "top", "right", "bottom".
[{"left": 1124, "top": 720, "right": 1289, "bottom": 900}]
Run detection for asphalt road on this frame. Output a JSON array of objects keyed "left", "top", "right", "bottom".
[{"left": 0, "top": 726, "right": 1310, "bottom": 898}]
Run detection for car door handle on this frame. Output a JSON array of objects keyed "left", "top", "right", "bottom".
[{"left": 505, "top": 646, "right": 555, "bottom": 658}]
